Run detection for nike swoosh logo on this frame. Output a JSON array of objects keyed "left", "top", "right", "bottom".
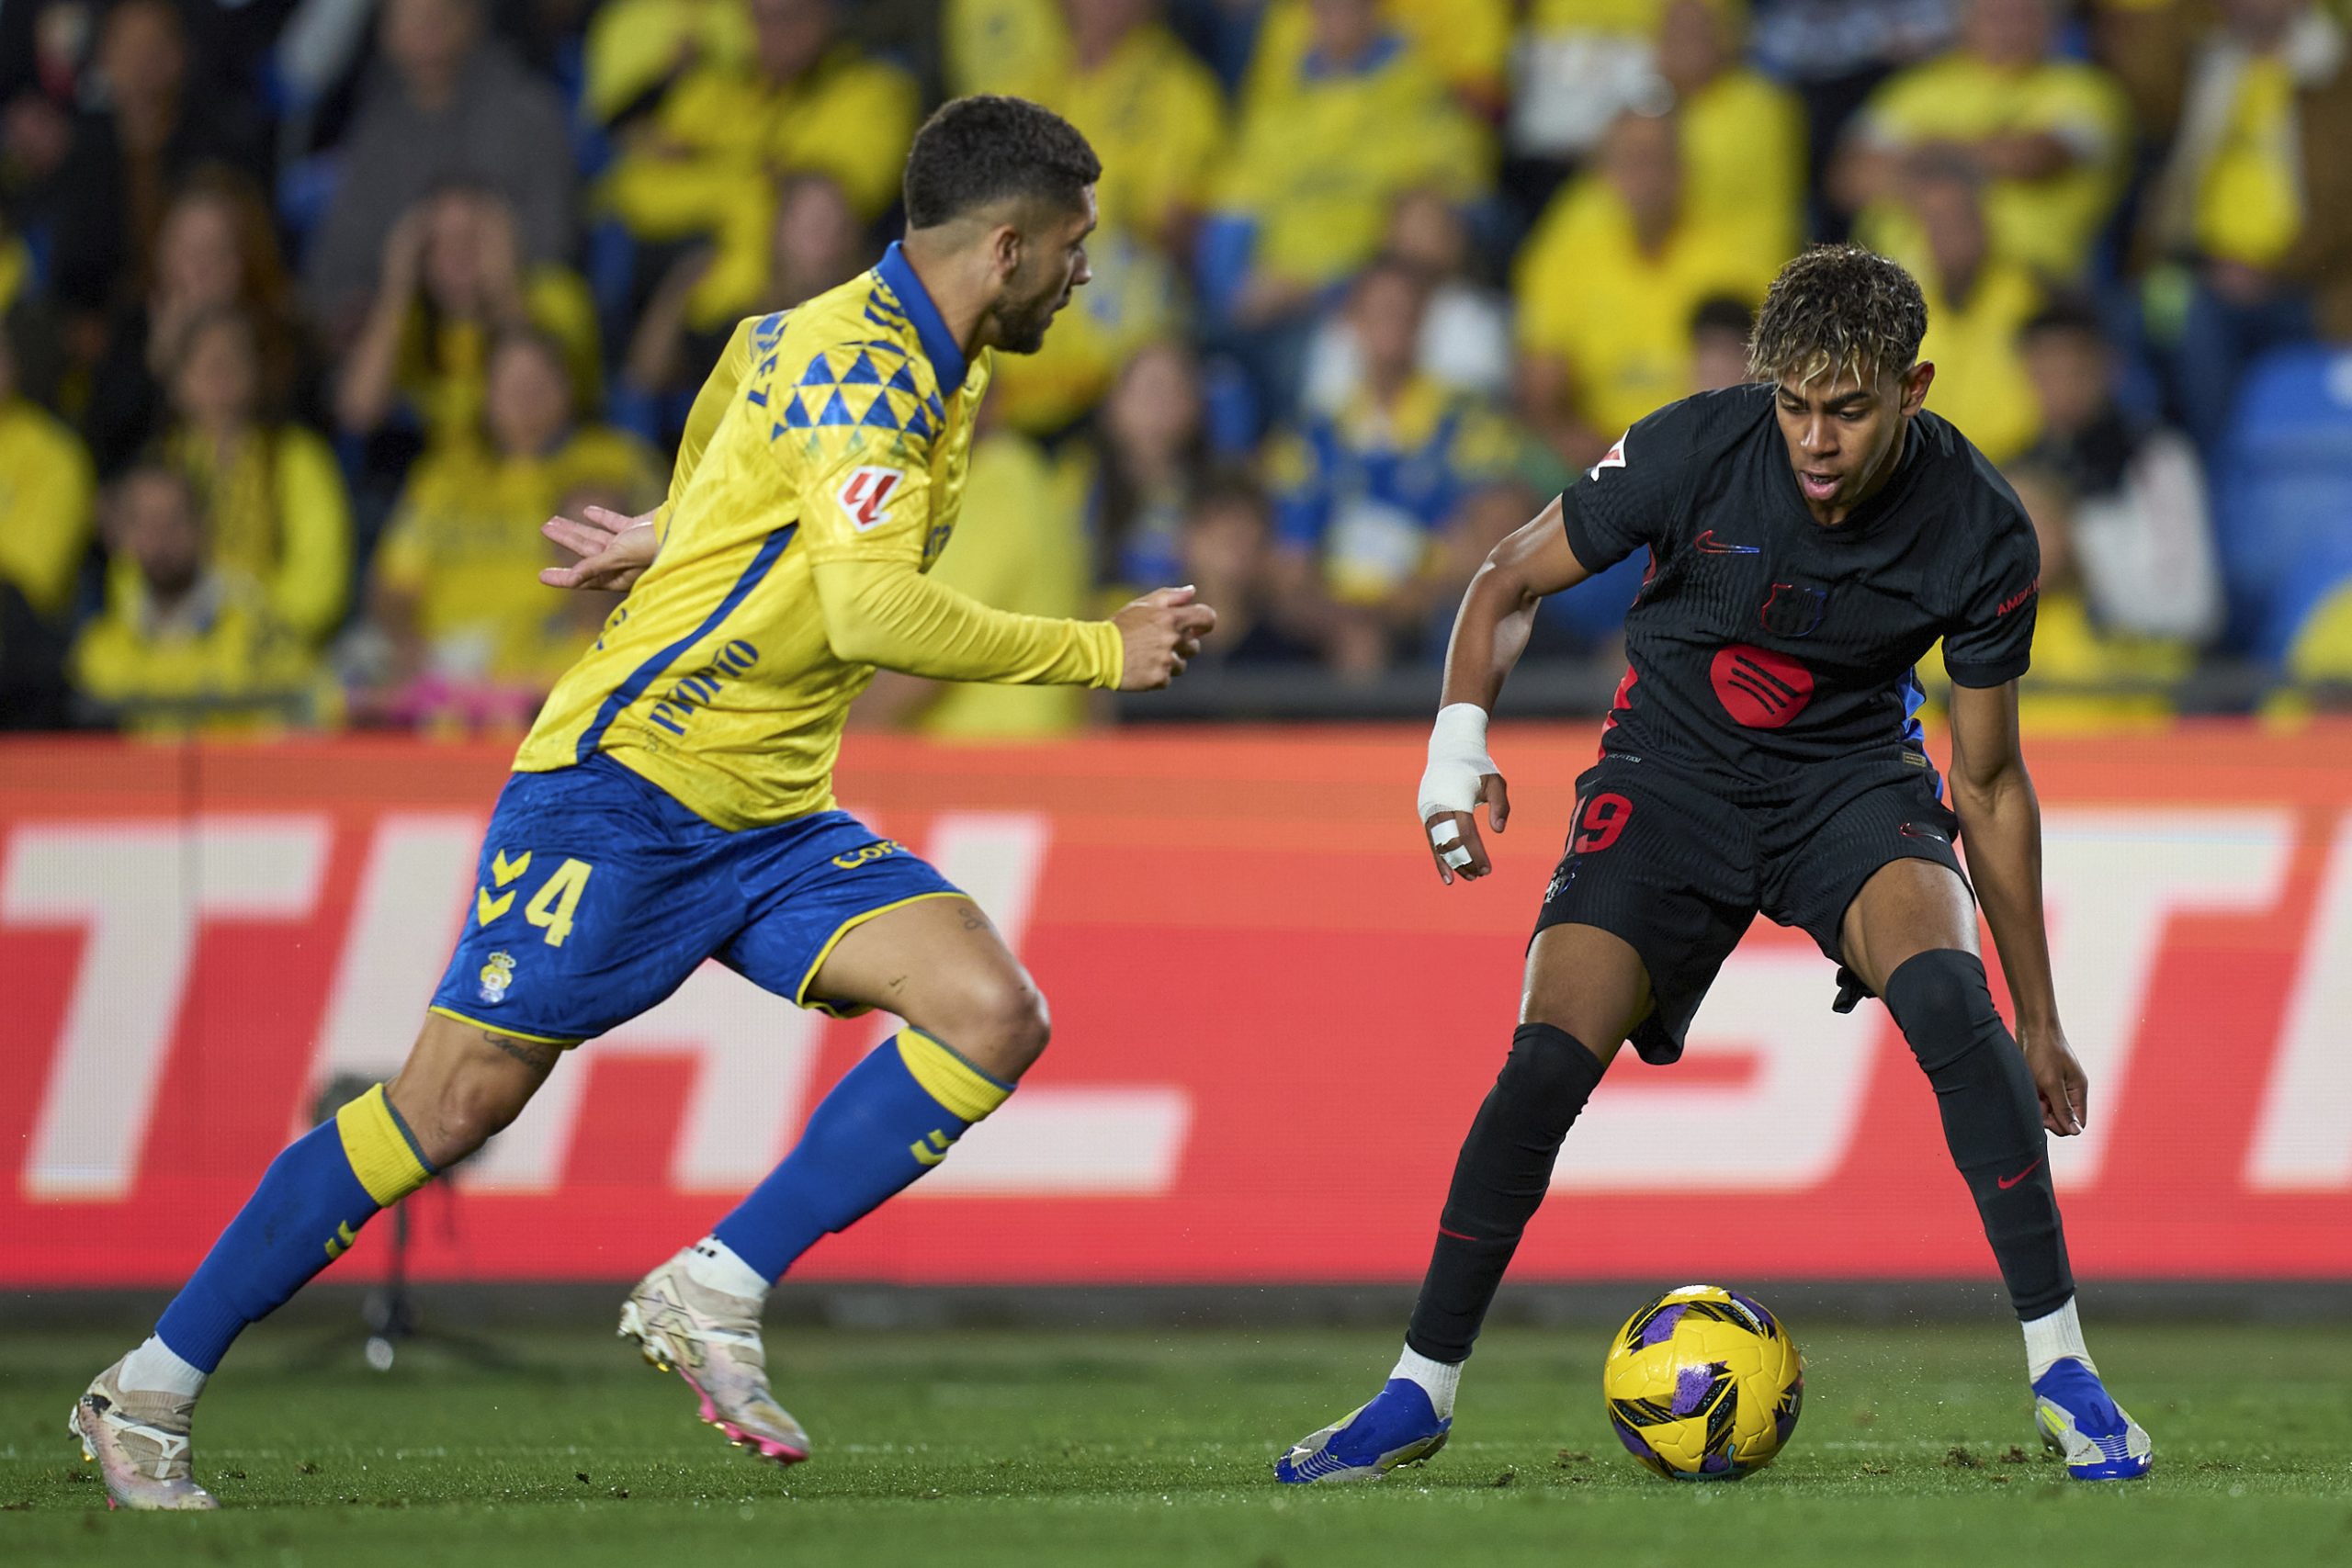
[
  {"left": 1996, "top": 1157, "right": 2044, "bottom": 1190},
  {"left": 1693, "top": 530, "right": 1761, "bottom": 555}
]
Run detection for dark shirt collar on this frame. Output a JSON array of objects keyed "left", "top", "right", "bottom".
[{"left": 876, "top": 241, "right": 967, "bottom": 391}]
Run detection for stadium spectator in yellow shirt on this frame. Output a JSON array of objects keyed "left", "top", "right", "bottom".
[
  {"left": 1657, "top": 0, "right": 1808, "bottom": 268},
  {"left": 1204, "top": 0, "right": 1488, "bottom": 412},
  {"left": 622, "top": 172, "right": 866, "bottom": 432},
  {"left": 602, "top": 0, "right": 918, "bottom": 273},
  {"left": 0, "top": 318, "right": 96, "bottom": 624},
  {"left": 854, "top": 423, "right": 1095, "bottom": 739},
  {"left": 365, "top": 331, "right": 658, "bottom": 722},
  {"left": 1901, "top": 158, "right": 2047, "bottom": 467},
  {"left": 1833, "top": 0, "right": 2131, "bottom": 279},
  {"left": 334, "top": 186, "right": 602, "bottom": 452},
  {"left": 2141, "top": 0, "right": 2352, "bottom": 453},
  {"left": 1267, "top": 258, "right": 1521, "bottom": 672},
  {"left": 583, "top": 0, "right": 755, "bottom": 127},
  {"left": 941, "top": 0, "right": 1066, "bottom": 98},
  {"left": 1514, "top": 110, "right": 1776, "bottom": 468},
  {"left": 1508, "top": 0, "right": 1671, "bottom": 164},
  {"left": 1046, "top": 0, "right": 1227, "bottom": 256},
  {"left": 1243, "top": 0, "right": 1514, "bottom": 122},
  {"left": 72, "top": 461, "right": 331, "bottom": 733},
  {"left": 157, "top": 307, "right": 352, "bottom": 645}
]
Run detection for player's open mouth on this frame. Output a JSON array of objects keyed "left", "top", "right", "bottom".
[{"left": 1798, "top": 470, "right": 1840, "bottom": 502}]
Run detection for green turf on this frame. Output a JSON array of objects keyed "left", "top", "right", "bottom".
[{"left": 4, "top": 1318, "right": 2347, "bottom": 1566}]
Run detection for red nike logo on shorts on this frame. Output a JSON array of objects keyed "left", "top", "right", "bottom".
[{"left": 1996, "top": 1157, "right": 2044, "bottom": 1190}]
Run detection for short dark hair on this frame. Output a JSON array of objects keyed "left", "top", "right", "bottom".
[
  {"left": 1747, "top": 243, "right": 1928, "bottom": 389},
  {"left": 1690, "top": 295, "right": 1755, "bottom": 340},
  {"left": 902, "top": 95, "right": 1102, "bottom": 231},
  {"left": 2018, "top": 292, "right": 2108, "bottom": 347}
]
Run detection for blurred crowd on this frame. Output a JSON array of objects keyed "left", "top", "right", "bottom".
[{"left": 3, "top": 0, "right": 2350, "bottom": 737}]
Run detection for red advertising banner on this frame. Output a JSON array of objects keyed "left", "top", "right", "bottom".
[{"left": 4, "top": 724, "right": 2350, "bottom": 1289}]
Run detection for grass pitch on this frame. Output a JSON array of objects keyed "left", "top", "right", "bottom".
[{"left": 3, "top": 1316, "right": 2348, "bottom": 1566}]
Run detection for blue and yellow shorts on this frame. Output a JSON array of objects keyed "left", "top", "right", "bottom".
[{"left": 427, "top": 756, "right": 963, "bottom": 1045}]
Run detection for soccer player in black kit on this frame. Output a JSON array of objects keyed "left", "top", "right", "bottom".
[{"left": 1276, "top": 245, "right": 2152, "bottom": 1484}]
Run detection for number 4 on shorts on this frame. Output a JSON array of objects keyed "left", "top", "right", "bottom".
[{"left": 524, "top": 858, "right": 594, "bottom": 947}]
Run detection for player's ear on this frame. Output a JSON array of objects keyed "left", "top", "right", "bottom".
[
  {"left": 988, "top": 220, "right": 1023, "bottom": 285},
  {"left": 1898, "top": 361, "right": 1935, "bottom": 418}
]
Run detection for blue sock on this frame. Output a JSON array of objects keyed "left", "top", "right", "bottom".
[
  {"left": 711, "top": 1030, "right": 1012, "bottom": 1281},
  {"left": 153, "top": 1085, "right": 435, "bottom": 1372}
]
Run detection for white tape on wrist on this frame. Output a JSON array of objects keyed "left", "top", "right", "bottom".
[{"left": 1418, "top": 703, "right": 1497, "bottom": 828}]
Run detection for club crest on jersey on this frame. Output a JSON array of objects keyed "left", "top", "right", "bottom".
[
  {"left": 1588, "top": 433, "right": 1628, "bottom": 480},
  {"left": 477, "top": 951, "right": 516, "bottom": 1006},
  {"left": 1759, "top": 581, "right": 1828, "bottom": 639},
  {"left": 837, "top": 466, "right": 905, "bottom": 531}
]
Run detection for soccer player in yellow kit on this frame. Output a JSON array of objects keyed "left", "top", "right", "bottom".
[{"left": 73, "top": 96, "right": 1216, "bottom": 1510}]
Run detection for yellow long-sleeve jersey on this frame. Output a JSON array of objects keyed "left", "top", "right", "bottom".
[{"left": 516, "top": 244, "right": 1125, "bottom": 829}]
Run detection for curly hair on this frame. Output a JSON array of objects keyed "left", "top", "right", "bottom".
[
  {"left": 902, "top": 96, "right": 1102, "bottom": 231},
  {"left": 1747, "top": 243, "right": 1928, "bottom": 390}
]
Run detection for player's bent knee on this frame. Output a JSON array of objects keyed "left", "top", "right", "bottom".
[
  {"left": 1498, "top": 1021, "right": 1609, "bottom": 1112},
  {"left": 1883, "top": 949, "right": 2010, "bottom": 1077},
  {"left": 394, "top": 1063, "right": 537, "bottom": 1168},
  {"left": 929, "top": 973, "right": 1052, "bottom": 1080}
]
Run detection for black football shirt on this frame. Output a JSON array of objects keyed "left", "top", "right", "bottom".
[{"left": 1559, "top": 385, "right": 2040, "bottom": 788}]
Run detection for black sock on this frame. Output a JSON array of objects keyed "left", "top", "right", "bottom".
[
  {"left": 1405, "top": 1023, "right": 1607, "bottom": 1363},
  {"left": 1883, "top": 949, "right": 2075, "bottom": 1320}
]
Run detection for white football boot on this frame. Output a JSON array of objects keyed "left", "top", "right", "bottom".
[
  {"left": 618, "top": 1249, "right": 810, "bottom": 1465},
  {"left": 70, "top": 1358, "right": 220, "bottom": 1510}
]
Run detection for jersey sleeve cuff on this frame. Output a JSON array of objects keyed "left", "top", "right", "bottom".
[
  {"left": 1558, "top": 494, "right": 1626, "bottom": 577},
  {"left": 1944, "top": 653, "right": 2031, "bottom": 688}
]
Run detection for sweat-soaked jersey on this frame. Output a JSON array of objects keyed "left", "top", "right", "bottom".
[{"left": 1560, "top": 385, "right": 2040, "bottom": 792}]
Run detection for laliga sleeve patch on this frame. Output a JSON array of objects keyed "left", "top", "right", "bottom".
[
  {"left": 1587, "top": 431, "right": 1629, "bottom": 481},
  {"left": 837, "top": 466, "right": 906, "bottom": 531}
]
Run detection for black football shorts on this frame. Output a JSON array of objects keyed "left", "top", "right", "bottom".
[{"left": 1531, "top": 753, "right": 1965, "bottom": 1066}]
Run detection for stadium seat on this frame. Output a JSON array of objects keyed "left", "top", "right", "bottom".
[{"left": 2212, "top": 345, "right": 2352, "bottom": 659}]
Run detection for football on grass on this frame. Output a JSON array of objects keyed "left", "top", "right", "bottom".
[{"left": 1602, "top": 1285, "right": 1804, "bottom": 1480}]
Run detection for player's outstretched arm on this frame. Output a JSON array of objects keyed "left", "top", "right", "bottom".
[
  {"left": 1419, "top": 495, "right": 1592, "bottom": 886},
  {"left": 812, "top": 558, "right": 1214, "bottom": 691},
  {"left": 541, "top": 505, "right": 662, "bottom": 592},
  {"left": 1947, "top": 679, "right": 2086, "bottom": 1136}
]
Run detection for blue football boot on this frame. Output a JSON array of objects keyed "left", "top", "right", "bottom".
[
  {"left": 2032, "top": 1358, "right": 2153, "bottom": 1480},
  {"left": 1274, "top": 1379, "right": 1451, "bottom": 1484}
]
